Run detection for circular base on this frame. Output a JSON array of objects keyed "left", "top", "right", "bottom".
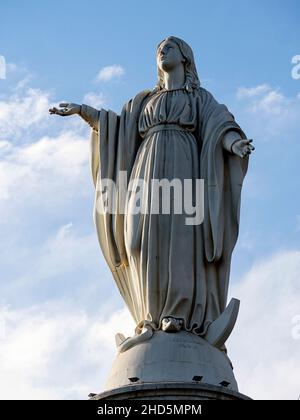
[
  {"left": 104, "top": 330, "right": 238, "bottom": 392},
  {"left": 91, "top": 382, "right": 251, "bottom": 400}
]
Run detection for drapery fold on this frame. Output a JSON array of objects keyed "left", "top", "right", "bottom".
[{"left": 89, "top": 87, "right": 248, "bottom": 331}]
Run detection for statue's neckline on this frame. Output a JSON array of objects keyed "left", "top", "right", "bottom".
[
  {"left": 156, "top": 87, "right": 187, "bottom": 95},
  {"left": 160, "top": 87, "right": 186, "bottom": 92}
]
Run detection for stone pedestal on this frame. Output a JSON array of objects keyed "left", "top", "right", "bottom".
[
  {"left": 92, "top": 330, "right": 251, "bottom": 400},
  {"left": 91, "top": 382, "right": 251, "bottom": 400}
]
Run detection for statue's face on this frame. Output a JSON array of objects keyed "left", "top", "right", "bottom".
[{"left": 157, "top": 40, "right": 185, "bottom": 72}]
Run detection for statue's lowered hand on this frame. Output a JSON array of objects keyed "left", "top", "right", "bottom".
[
  {"left": 232, "top": 139, "right": 255, "bottom": 159},
  {"left": 49, "top": 102, "right": 81, "bottom": 116}
]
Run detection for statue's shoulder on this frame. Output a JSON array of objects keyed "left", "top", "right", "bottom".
[
  {"left": 134, "top": 89, "right": 152, "bottom": 100},
  {"left": 195, "top": 87, "right": 218, "bottom": 107},
  {"left": 123, "top": 89, "right": 152, "bottom": 114},
  {"left": 131, "top": 89, "right": 152, "bottom": 107},
  {"left": 197, "top": 87, "right": 212, "bottom": 99}
]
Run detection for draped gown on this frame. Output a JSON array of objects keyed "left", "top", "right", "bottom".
[
  {"left": 125, "top": 88, "right": 206, "bottom": 332},
  {"left": 81, "top": 86, "right": 248, "bottom": 337}
]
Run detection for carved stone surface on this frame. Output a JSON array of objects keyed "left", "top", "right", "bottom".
[{"left": 105, "top": 331, "right": 238, "bottom": 392}]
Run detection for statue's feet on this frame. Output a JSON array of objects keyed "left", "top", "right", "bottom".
[{"left": 161, "top": 317, "right": 183, "bottom": 332}]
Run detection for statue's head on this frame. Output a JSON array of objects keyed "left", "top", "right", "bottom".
[{"left": 155, "top": 36, "right": 200, "bottom": 92}]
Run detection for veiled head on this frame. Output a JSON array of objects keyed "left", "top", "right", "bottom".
[{"left": 155, "top": 36, "right": 200, "bottom": 92}]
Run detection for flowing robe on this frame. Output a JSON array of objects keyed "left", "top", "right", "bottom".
[{"left": 81, "top": 87, "right": 248, "bottom": 335}]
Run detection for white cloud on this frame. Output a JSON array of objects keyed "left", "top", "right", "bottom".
[
  {"left": 0, "top": 78, "right": 106, "bottom": 307},
  {"left": 0, "top": 68, "right": 130, "bottom": 400},
  {"left": 0, "top": 55, "right": 6, "bottom": 79},
  {"left": 19, "top": 223, "right": 98, "bottom": 286},
  {"left": 0, "top": 131, "right": 89, "bottom": 202},
  {"left": 237, "top": 84, "right": 289, "bottom": 115},
  {"left": 237, "top": 84, "right": 271, "bottom": 99},
  {"left": 0, "top": 87, "right": 51, "bottom": 138},
  {"left": 235, "top": 84, "right": 300, "bottom": 139},
  {"left": 96, "top": 65, "right": 125, "bottom": 82},
  {"left": 1, "top": 249, "right": 299, "bottom": 400},
  {"left": 229, "top": 250, "right": 300, "bottom": 400},
  {"left": 0, "top": 304, "right": 134, "bottom": 400},
  {"left": 0, "top": 130, "right": 111, "bottom": 308},
  {"left": 82, "top": 92, "right": 105, "bottom": 108}
]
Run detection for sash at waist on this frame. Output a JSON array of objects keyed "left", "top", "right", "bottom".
[{"left": 143, "top": 123, "right": 194, "bottom": 138}]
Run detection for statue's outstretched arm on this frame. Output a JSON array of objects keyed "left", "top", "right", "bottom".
[
  {"left": 222, "top": 130, "right": 255, "bottom": 158},
  {"left": 49, "top": 102, "right": 100, "bottom": 131}
]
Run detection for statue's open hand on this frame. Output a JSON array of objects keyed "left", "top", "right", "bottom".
[
  {"left": 49, "top": 102, "right": 81, "bottom": 116},
  {"left": 232, "top": 139, "right": 255, "bottom": 159}
]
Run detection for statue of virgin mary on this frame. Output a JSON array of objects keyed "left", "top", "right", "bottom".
[{"left": 50, "top": 36, "right": 254, "bottom": 352}]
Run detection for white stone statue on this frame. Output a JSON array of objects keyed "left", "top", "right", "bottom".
[{"left": 50, "top": 36, "right": 254, "bottom": 360}]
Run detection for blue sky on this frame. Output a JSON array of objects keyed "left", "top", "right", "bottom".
[{"left": 0, "top": 0, "right": 300, "bottom": 400}]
